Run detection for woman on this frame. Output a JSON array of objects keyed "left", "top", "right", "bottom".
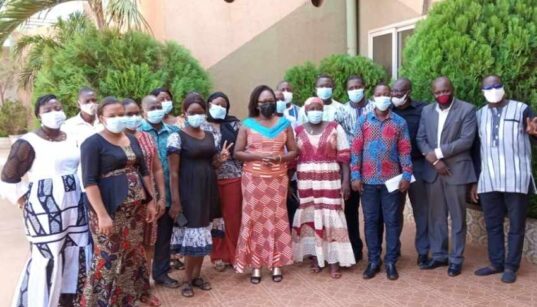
[
  {"left": 0, "top": 94, "right": 91, "bottom": 307},
  {"left": 122, "top": 98, "right": 166, "bottom": 306},
  {"left": 292, "top": 97, "right": 355, "bottom": 279},
  {"left": 167, "top": 92, "right": 231, "bottom": 297},
  {"left": 151, "top": 88, "right": 178, "bottom": 126},
  {"left": 204, "top": 92, "right": 243, "bottom": 272},
  {"left": 234, "top": 85, "right": 298, "bottom": 284},
  {"left": 80, "top": 97, "right": 157, "bottom": 306}
]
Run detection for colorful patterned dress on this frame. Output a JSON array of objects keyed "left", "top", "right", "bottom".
[
  {"left": 292, "top": 122, "right": 355, "bottom": 267},
  {"left": 234, "top": 117, "right": 293, "bottom": 272}
]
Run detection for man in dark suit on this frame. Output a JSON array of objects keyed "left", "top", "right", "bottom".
[{"left": 416, "top": 76, "right": 477, "bottom": 277}]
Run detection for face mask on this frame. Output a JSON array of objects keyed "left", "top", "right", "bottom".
[
  {"left": 483, "top": 87, "right": 505, "bottom": 104},
  {"left": 40, "top": 111, "right": 66, "bottom": 129},
  {"left": 162, "top": 100, "right": 173, "bottom": 114},
  {"left": 209, "top": 104, "right": 227, "bottom": 120},
  {"left": 80, "top": 103, "right": 97, "bottom": 116},
  {"left": 307, "top": 110, "right": 323, "bottom": 124},
  {"left": 316, "top": 87, "right": 333, "bottom": 100},
  {"left": 124, "top": 115, "right": 142, "bottom": 130},
  {"left": 187, "top": 114, "right": 206, "bottom": 128},
  {"left": 435, "top": 94, "right": 452, "bottom": 105},
  {"left": 283, "top": 91, "right": 293, "bottom": 104},
  {"left": 348, "top": 89, "right": 365, "bottom": 103},
  {"left": 259, "top": 103, "right": 276, "bottom": 118},
  {"left": 146, "top": 109, "right": 165, "bottom": 124},
  {"left": 391, "top": 94, "right": 407, "bottom": 107},
  {"left": 373, "top": 96, "right": 392, "bottom": 112},
  {"left": 276, "top": 100, "right": 287, "bottom": 114},
  {"left": 104, "top": 116, "right": 126, "bottom": 134}
]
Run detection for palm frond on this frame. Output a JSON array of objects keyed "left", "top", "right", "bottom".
[
  {"left": 13, "top": 33, "right": 58, "bottom": 56},
  {"left": 106, "top": 0, "right": 151, "bottom": 33}
]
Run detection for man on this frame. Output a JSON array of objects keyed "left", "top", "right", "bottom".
[
  {"left": 276, "top": 81, "right": 300, "bottom": 126},
  {"left": 351, "top": 84, "right": 412, "bottom": 281},
  {"left": 391, "top": 78, "right": 429, "bottom": 268},
  {"left": 339, "top": 75, "right": 374, "bottom": 262},
  {"left": 298, "top": 74, "right": 345, "bottom": 124},
  {"left": 140, "top": 95, "right": 181, "bottom": 288},
  {"left": 275, "top": 90, "right": 286, "bottom": 117},
  {"left": 63, "top": 87, "right": 101, "bottom": 147},
  {"left": 417, "top": 76, "right": 477, "bottom": 277},
  {"left": 471, "top": 75, "right": 537, "bottom": 283}
]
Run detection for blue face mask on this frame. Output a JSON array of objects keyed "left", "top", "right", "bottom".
[
  {"left": 348, "top": 89, "right": 365, "bottom": 103},
  {"left": 316, "top": 87, "right": 333, "bottom": 100},
  {"left": 276, "top": 100, "right": 287, "bottom": 113},
  {"left": 373, "top": 96, "right": 392, "bottom": 112},
  {"left": 146, "top": 109, "right": 165, "bottom": 124},
  {"left": 161, "top": 100, "right": 173, "bottom": 114},
  {"left": 124, "top": 115, "right": 142, "bottom": 130},
  {"left": 209, "top": 104, "right": 227, "bottom": 120},
  {"left": 104, "top": 116, "right": 126, "bottom": 134},
  {"left": 187, "top": 114, "right": 206, "bottom": 128},
  {"left": 307, "top": 110, "right": 323, "bottom": 124}
]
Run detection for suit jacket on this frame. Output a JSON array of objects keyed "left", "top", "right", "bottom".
[{"left": 416, "top": 98, "right": 477, "bottom": 185}]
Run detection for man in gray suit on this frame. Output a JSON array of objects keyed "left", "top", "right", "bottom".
[{"left": 416, "top": 76, "right": 477, "bottom": 277}]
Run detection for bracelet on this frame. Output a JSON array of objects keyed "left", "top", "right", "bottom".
[{"left": 433, "top": 160, "right": 440, "bottom": 166}]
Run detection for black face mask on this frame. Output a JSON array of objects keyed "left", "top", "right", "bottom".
[{"left": 259, "top": 103, "right": 276, "bottom": 118}]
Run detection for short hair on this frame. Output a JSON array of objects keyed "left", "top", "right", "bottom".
[
  {"left": 248, "top": 85, "right": 275, "bottom": 117},
  {"left": 182, "top": 92, "right": 207, "bottom": 113},
  {"left": 150, "top": 87, "right": 173, "bottom": 100},
  {"left": 97, "top": 96, "right": 121, "bottom": 116},
  {"left": 122, "top": 98, "right": 138, "bottom": 107},
  {"left": 34, "top": 94, "right": 57, "bottom": 117},
  {"left": 346, "top": 75, "right": 364, "bottom": 85},
  {"left": 316, "top": 73, "right": 333, "bottom": 83},
  {"left": 78, "top": 87, "right": 95, "bottom": 98},
  {"left": 276, "top": 80, "right": 289, "bottom": 89}
]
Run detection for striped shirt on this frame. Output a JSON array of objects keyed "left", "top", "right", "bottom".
[
  {"left": 476, "top": 100, "right": 536, "bottom": 194},
  {"left": 339, "top": 100, "right": 375, "bottom": 142}
]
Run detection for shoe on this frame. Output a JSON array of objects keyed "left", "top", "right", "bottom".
[
  {"left": 155, "top": 274, "right": 181, "bottom": 288},
  {"left": 363, "top": 263, "right": 381, "bottom": 280},
  {"left": 417, "top": 254, "right": 430, "bottom": 268},
  {"left": 385, "top": 263, "right": 399, "bottom": 281},
  {"left": 420, "top": 259, "right": 448, "bottom": 270},
  {"left": 501, "top": 270, "right": 517, "bottom": 283},
  {"left": 474, "top": 266, "right": 503, "bottom": 276},
  {"left": 448, "top": 263, "right": 462, "bottom": 277}
]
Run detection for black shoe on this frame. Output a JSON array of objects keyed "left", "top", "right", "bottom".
[
  {"left": 448, "top": 263, "right": 462, "bottom": 277},
  {"left": 421, "top": 259, "right": 448, "bottom": 270},
  {"left": 155, "top": 274, "right": 181, "bottom": 288},
  {"left": 417, "top": 255, "right": 430, "bottom": 268},
  {"left": 363, "top": 263, "right": 381, "bottom": 280},
  {"left": 501, "top": 270, "right": 517, "bottom": 283},
  {"left": 385, "top": 263, "right": 399, "bottom": 281},
  {"left": 355, "top": 253, "right": 363, "bottom": 263},
  {"left": 474, "top": 266, "right": 503, "bottom": 276}
]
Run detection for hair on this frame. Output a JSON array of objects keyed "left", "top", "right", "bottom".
[
  {"left": 207, "top": 91, "right": 231, "bottom": 111},
  {"left": 122, "top": 98, "right": 139, "bottom": 107},
  {"left": 394, "top": 77, "right": 412, "bottom": 90},
  {"left": 316, "top": 73, "right": 333, "bottom": 84},
  {"left": 248, "top": 85, "right": 275, "bottom": 117},
  {"left": 276, "top": 80, "right": 289, "bottom": 89},
  {"left": 78, "top": 86, "right": 95, "bottom": 98},
  {"left": 97, "top": 96, "right": 121, "bottom": 116},
  {"left": 346, "top": 75, "right": 364, "bottom": 85},
  {"left": 34, "top": 94, "right": 58, "bottom": 117},
  {"left": 150, "top": 87, "right": 173, "bottom": 100},
  {"left": 182, "top": 92, "right": 207, "bottom": 113}
]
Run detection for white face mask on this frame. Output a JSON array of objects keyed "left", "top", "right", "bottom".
[
  {"left": 283, "top": 91, "right": 293, "bottom": 104},
  {"left": 307, "top": 110, "right": 323, "bottom": 124},
  {"left": 40, "top": 111, "right": 67, "bottom": 129},
  {"left": 391, "top": 94, "right": 407, "bottom": 107},
  {"left": 373, "top": 96, "right": 392, "bottom": 112},
  {"left": 80, "top": 103, "right": 98, "bottom": 116},
  {"left": 161, "top": 100, "right": 173, "bottom": 114},
  {"left": 103, "top": 116, "right": 126, "bottom": 134},
  {"left": 483, "top": 87, "right": 505, "bottom": 104}
]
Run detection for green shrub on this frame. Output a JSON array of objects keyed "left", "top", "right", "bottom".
[
  {"left": 284, "top": 55, "right": 387, "bottom": 106},
  {"left": 0, "top": 100, "right": 29, "bottom": 137},
  {"left": 401, "top": 0, "right": 537, "bottom": 218},
  {"left": 33, "top": 24, "right": 211, "bottom": 116}
]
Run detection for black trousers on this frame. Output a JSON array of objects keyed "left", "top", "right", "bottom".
[
  {"left": 152, "top": 207, "right": 174, "bottom": 279},
  {"left": 287, "top": 180, "right": 299, "bottom": 228},
  {"left": 479, "top": 192, "right": 529, "bottom": 272},
  {"left": 345, "top": 190, "right": 364, "bottom": 260}
]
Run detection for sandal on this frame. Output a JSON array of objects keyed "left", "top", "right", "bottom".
[
  {"left": 250, "top": 268, "right": 262, "bottom": 284},
  {"left": 170, "top": 258, "right": 185, "bottom": 270},
  {"left": 310, "top": 257, "right": 323, "bottom": 273},
  {"left": 181, "top": 283, "right": 194, "bottom": 298},
  {"left": 329, "top": 264, "right": 342, "bottom": 279},
  {"left": 272, "top": 267, "right": 283, "bottom": 282},
  {"left": 192, "top": 277, "right": 212, "bottom": 291},
  {"left": 140, "top": 294, "right": 161, "bottom": 306},
  {"left": 214, "top": 261, "right": 227, "bottom": 272}
]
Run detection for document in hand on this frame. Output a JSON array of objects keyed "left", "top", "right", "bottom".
[{"left": 385, "top": 174, "right": 416, "bottom": 193}]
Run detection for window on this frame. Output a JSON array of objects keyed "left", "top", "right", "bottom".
[{"left": 368, "top": 17, "right": 425, "bottom": 79}]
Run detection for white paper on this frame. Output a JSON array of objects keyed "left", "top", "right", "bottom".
[{"left": 385, "top": 174, "right": 416, "bottom": 193}]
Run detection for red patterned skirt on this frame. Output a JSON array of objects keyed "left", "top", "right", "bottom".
[{"left": 234, "top": 172, "right": 292, "bottom": 273}]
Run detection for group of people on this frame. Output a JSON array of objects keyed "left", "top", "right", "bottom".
[{"left": 1, "top": 72, "right": 536, "bottom": 307}]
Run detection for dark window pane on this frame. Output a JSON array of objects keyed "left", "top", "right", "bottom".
[
  {"left": 398, "top": 29, "right": 414, "bottom": 68},
  {"left": 372, "top": 33, "right": 393, "bottom": 79}
]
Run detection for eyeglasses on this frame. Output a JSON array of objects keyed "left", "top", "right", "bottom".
[{"left": 482, "top": 83, "right": 503, "bottom": 91}]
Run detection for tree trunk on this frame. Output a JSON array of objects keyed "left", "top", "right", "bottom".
[{"left": 88, "top": 0, "right": 105, "bottom": 29}]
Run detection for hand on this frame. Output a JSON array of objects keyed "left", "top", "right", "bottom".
[
  {"left": 146, "top": 201, "right": 157, "bottom": 223},
  {"left": 470, "top": 183, "right": 479, "bottom": 203},
  {"left": 341, "top": 181, "right": 351, "bottom": 200},
  {"left": 169, "top": 202, "right": 182, "bottom": 220},
  {"left": 425, "top": 151, "right": 438, "bottom": 164},
  {"left": 17, "top": 195, "right": 27, "bottom": 209},
  {"left": 156, "top": 198, "right": 166, "bottom": 219},
  {"left": 526, "top": 117, "right": 537, "bottom": 136},
  {"left": 434, "top": 160, "right": 452, "bottom": 176},
  {"left": 351, "top": 180, "right": 364, "bottom": 193},
  {"left": 399, "top": 179, "right": 410, "bottom": 193},
  {"left": 262, "top": 155, "right": 281, "bottom": 166},
  {"left": 97, "top": 213, "right": 113, "bottom": 236},
  {"left": 218, "top": 140, "right": 234, "bottom": 163}
]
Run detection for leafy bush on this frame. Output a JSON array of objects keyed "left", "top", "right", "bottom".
[
  {"left": 284, "top": 55, "right": 387, "bottom": 106},
  {"left": 33, "top": 23, "right": 211, "bottom": 116},
  {"left": 401, "top": 0, "right": 537, "bottom": 218},
  {"left": 0, "top": 100, "right": 29, "bottom": 137}
]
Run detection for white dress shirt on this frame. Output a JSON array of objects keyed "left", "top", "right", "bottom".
[{"left": 435, "top": 102, "right": 453, "bottom": 159}]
